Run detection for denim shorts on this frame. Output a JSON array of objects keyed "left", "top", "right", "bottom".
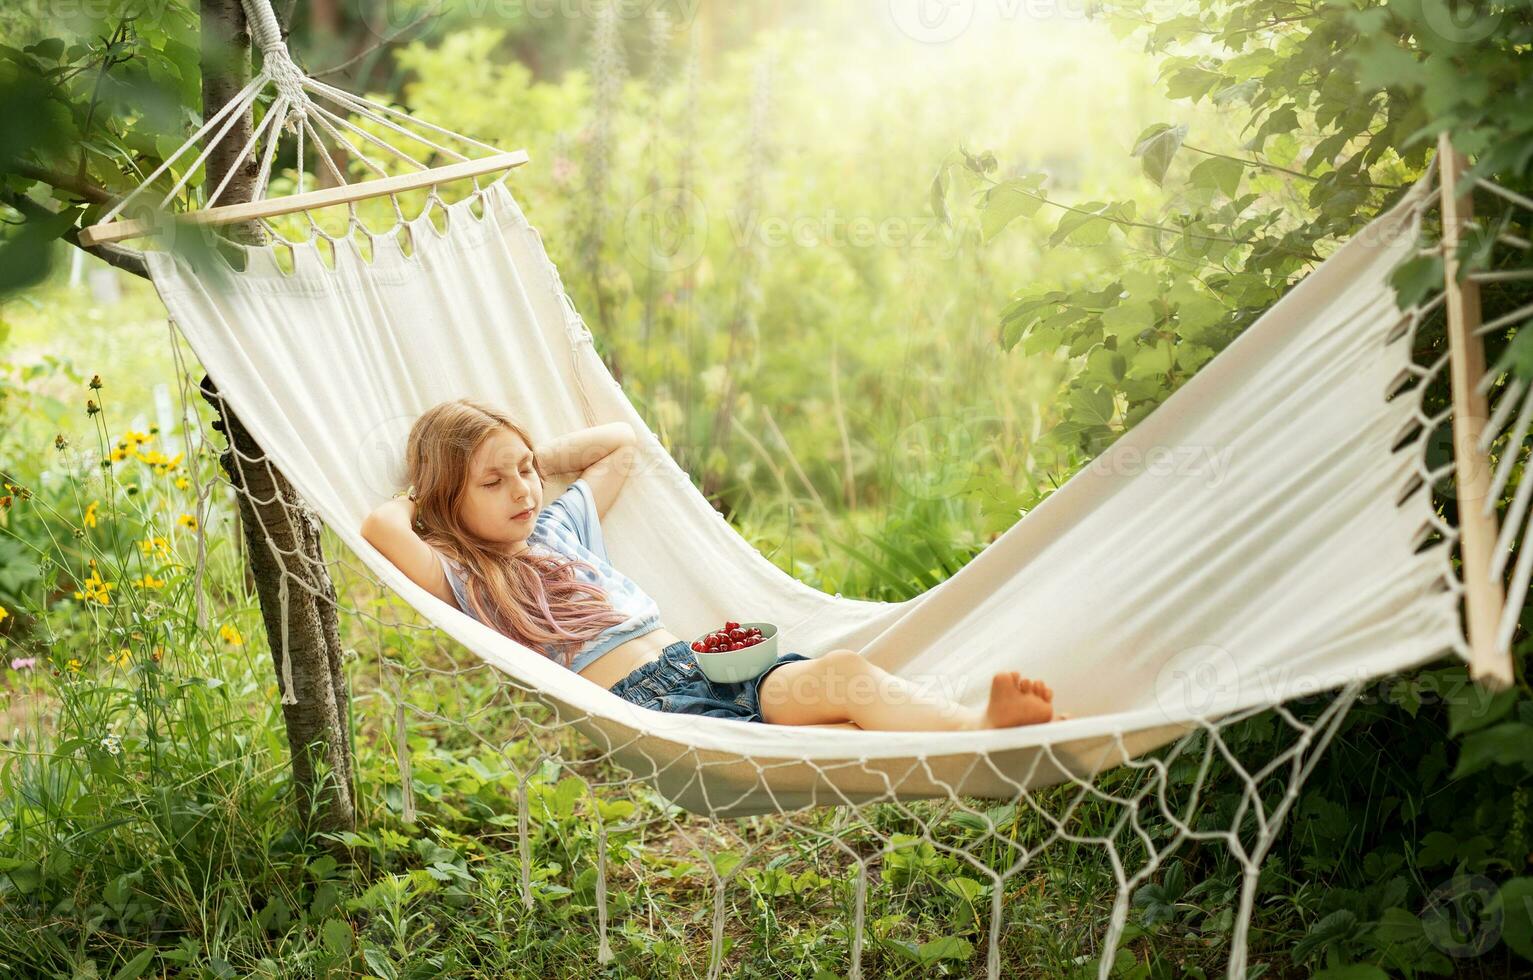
[{"left": 609, "top": 639, "right": 811, "bottom": 723}]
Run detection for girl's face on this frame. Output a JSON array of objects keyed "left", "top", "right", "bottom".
[{"left": 461, "top": 429, "right": 542, "bottom": 554}]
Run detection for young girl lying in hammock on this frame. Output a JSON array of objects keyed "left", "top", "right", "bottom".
[{"left": 362, "top": 398, "right": 1060, "bottom": 731}]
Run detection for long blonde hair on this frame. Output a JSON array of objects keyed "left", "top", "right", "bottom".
[{"left": 405, "top": 398, "right": 628, "bottom": 667}]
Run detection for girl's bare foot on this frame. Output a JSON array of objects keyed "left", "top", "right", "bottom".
[{"left": 974, "top": 671, "right": 1055, "bottom": 729}]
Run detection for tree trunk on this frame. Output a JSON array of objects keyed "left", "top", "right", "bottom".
[{"left": 198, "top": 0, "right": 356, "bottom": 838}]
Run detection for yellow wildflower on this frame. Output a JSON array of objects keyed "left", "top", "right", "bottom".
[
  {"left": 83, "top": 500, "right": 99, "bottom": 529},
  {"left": 107, "top": 648, "right": 131, "bottom": 668},
  {"left": 133, "top": 573, "right": 166, "bottom": 590},
  {"left": 219, "top": 623, "right": 243, "bottom": 646},
  {"left": 174, "top": 477, "right": 190, "bottom": 490},
  {"left": 0, "top": 606, "right": 9, "bottom": 623},
  {"left": 177, "top": 513, "right": 198, "bottom": 531},
  {"left": 151, "top": 647, "right": 164, "bottom": 662},
  {"left": 108, "top": 446, "right": 127, "bottom": 462},
  {"left": 139, "top": 536, "right": 172, "bottom": 560},
  {"left": 117, "top": 430, "right": 152, "bottom": 455},
  {"left": 75, "top": 568, "right": 116, "bottom": 605},
  {"left": 66, "top": 658, "right": 82, "bottom": 673}
]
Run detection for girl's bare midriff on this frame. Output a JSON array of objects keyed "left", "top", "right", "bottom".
[{"left": 576, "top": 625, "right": 683, "bottom": 689}]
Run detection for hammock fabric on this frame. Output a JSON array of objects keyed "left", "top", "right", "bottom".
[{"left": 142, "top": 174, "right": 1464, "bottom": 817}]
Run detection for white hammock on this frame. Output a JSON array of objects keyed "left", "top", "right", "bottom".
[
  {"left": 138, "top": 170, "right": 1466, "bottom": 817},
  {"left": 72, "top": 3, "right": 1526, "bottom": 973}
]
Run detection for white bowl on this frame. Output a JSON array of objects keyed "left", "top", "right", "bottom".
[{"left": 691, "top": 621, "right": 779, "bottom": 683}]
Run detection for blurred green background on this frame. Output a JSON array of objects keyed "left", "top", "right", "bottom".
[{"left": 2, "top": 1, "right": 1531, "bottom": 977}]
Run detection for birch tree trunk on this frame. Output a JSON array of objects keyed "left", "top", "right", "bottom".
[{"left": 197, "top": 0, "right": 356, "bottom": 837}]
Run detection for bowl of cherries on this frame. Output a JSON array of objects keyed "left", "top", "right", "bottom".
[{"left": 690, "top": 620, "right": 779, "bottom": 683}]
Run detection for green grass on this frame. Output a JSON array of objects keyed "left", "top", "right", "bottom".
[{"left": 0, "top": 278, "right": 1339, "bottom": 979}]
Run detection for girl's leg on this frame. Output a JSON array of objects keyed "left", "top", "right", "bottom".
[{"left": 757, "top": 649, "right": 1055, "bottom": 731}]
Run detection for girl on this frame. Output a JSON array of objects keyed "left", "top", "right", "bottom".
[{"left": 362, "top": 398, "right": 1060, "bottom": 731}]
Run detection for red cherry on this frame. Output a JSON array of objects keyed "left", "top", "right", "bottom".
[
  {"left": 724, "top": 621, "right": 739, "bottom": 631},
  {"left": 691, "top": 641, "right": 703, "bottom": 652}
]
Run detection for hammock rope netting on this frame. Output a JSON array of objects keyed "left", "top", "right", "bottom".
[{"left": 67, "top": 0, "right": 1531, "bottom": 976}]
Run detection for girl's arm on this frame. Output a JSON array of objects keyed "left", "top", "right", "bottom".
[
  {"left": 535, "top": 422, "right": 638, "bottom": 521},
  {"left": 360, "top": 496, "right": 456, "bottom": 605}
]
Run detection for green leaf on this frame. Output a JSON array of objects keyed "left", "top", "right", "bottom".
[
  {"left": 1244, "top": 105, "right": 1299, "bottom": 153},
  {"left": 1389, "top": 254, "right": 1443, "bottom": 308},
  {"left": 915, "top": 936, "right": 973, "bottom": 964},
  {"left": 22, "top": 38, "right": 65, "bottom": 61},
  {"left": 1417, "top": 831, "right": 1460, "bottom": 867},
  {"left": 110, "top": 950, "right": 157, "bottom": 980},
  {"left": 1049, "top": 202, "right": 1112, "bottom": 247},
  {"left": 1165, "top": 66, "right": 1224, "bottom": 102},
  {"left": 980, "top": 176, "right": 1045, "bottom": 241},
  {"left": 1312, "top": 967, "right": 1391, "bottom": 980},
  {"left": 1081, "top": 344, "right": 1128, "bottom": 386},
  {"left": 1175, "top": 295, "right": 1227, "bottom": 340},
  {"left": 0, "top": 203, "right": 80, "bottom": 295},
  {"left": 1352, "top": 41, "right": 1425, "bottom": 93},
  {"left": 1176, "top": 342, "right": 1217, "bottom": 373},
  {"left": 322, "top": 918, "right": 353, "bottom": 956},
  {"left": 943, "top": 876, "right": 986, "bottom": 903},
  {"left": 1132, "top": 123, "right": 1188, "bottom": 185},
  {"left": 1211, "top": 80, "right": 1259, "bottom": 106},
  {"left": 1448, "top": 683, "right": 1518, "bottom": 737},
  {"left": 1126, "top": 339, "right": 1176, "bottom": 381},
  {"left": 1306, "top": 132, "right": 1352, "bottom": 173},
  {"left": 361, "top": 946, "right": 396, "bottom": 980},
  {"left": 1489, "top": 329, "right": 1533, "bottom": 384},
  {"left": 1188, "top": 156, "right": 1243, "bottom": 198},
  {"left": 1293, "top": 909, "right": 1362, "bottom": 963},
  {"left": 1067, "top": 385, "right": 1115, "bottom": 427},
  {"left": 1498, "top": 877, "right": 1533, "bottom": 962},
  {"left": 1102, "top": 301, "right": 1156, "bottom": 340},
  {"left": 929, "top": 168, "right": 949, "bottom": 228},
  {"left": 1451, "top": 722, "right": 1533, "bottom": 778}
]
